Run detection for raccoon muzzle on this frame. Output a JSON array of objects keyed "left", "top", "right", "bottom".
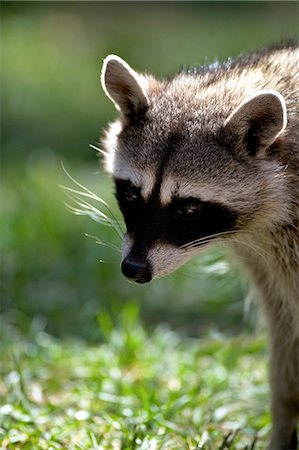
[{"left": 121, "top": 256, "right": 152, "bottom": 283}]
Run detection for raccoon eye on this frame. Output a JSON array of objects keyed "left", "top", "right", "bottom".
[
  {"left": 175, "top": 200, "right": 201, "bottom": 220},
  {"left": 123, "top": 184, "right": 139, "bottom": 202}
]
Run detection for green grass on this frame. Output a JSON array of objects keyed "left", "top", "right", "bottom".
[
  {"left": 1, "top": 305, "right": 270, "bottom": 450},
  {"left": 1, "top": 162, "right": 266, "bottom": 449},
  {"left": 1, "top": 161, "right": 248, "bottom": 340},
  {"left": 3, "top": 4, "right": 294, "bottom": 446}
]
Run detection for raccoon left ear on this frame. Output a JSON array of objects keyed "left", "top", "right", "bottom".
[
  {"left": 225, "top": 90, "right": 287, "bottom": 156},
  {"left": 101, "top": 55, "right": 149, "bottom": 118}
]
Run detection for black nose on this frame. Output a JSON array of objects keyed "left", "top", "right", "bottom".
[{"left": 121, "top": 257, "right": 152, "bottom": 283}]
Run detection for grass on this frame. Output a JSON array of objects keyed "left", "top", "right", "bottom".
[
  {"left": 1, "top": 161, "right": 248, "bottom": 340},
  {"left": 1, "top": 305, "right": 270, "bottom": 450},
  {"left": 1, "top": 161, "right": 270, "bottom": 448},
  {"left": 1, "top": 162, "right": 269, "bottom": 448},
  {"left": 2, "top": 4, "right": 298, "bottom": 448}
]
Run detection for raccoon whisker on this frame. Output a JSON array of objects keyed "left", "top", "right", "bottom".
[
  {"left": 184, "top": 231, "right": 272, "bottom": 266},
  {"left": 183, "top": 238, "right": 222, "bottom": 251},
  {"left": 184, "top": 230, "right": 238, "bottom": 247},
  {"left": 230, "top": 237, "right": 272, "bottom": 265},
  {"left": 98, "top": 46, "right": 299, "bottom": 449},
  {"left": 181, "top": 230, "right": 238, "bottom": 249},
  {"left": 181, "top": 228, "right": 266, "bottom": 250},
  {"left": 84, "top": 233, "right": 121, "bottom": 253}
]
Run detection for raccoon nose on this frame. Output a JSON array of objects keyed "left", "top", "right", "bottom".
[{"left": 121, "top": 257, "right": 152, "bottom": 283}]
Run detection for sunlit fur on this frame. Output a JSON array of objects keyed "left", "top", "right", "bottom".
[{"left": 100, "top": 42, "right": 299, "bottom": 449}]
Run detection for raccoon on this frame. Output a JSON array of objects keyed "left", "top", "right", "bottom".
[{"left": 100, "top": 43, "right": 299, "bottom": 449}]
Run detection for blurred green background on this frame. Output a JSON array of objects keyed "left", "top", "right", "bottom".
[{"left": 1, "top": 1, "right": 298, "bottom": 341}]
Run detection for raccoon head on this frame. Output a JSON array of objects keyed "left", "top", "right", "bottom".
[{"left": 100, "top": 55, "right": 287, "bottom": 283}]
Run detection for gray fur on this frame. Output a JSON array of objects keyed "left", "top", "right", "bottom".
[{"left": 100, "top": 43, "right": 299, "bottom": 449}]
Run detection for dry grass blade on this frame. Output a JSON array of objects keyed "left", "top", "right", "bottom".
[
  {"left": 60, "top": 162, "right": 125, "bottom": 238},
  {"left": 84, "top": 233, "right": 121, "bottom": 253}
]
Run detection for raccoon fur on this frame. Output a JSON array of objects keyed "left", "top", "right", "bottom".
[{"left": 100, "top": 42, "right": 299, "bottom": 449}]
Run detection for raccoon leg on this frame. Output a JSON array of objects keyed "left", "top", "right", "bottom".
[{"left": 267, "top": 327, "right": 299, "bottom": 450}]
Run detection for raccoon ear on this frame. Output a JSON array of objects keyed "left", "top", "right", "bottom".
[
  {"left": 101, "top": 55, "right": 149, "bottom": 117},
  {"left": 225, "top": 91, "right": 287, "bottom": 156}
]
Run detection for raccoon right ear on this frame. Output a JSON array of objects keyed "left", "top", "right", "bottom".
[
  {"left": 224, "top": 90, "right": 287, "bottom": 156},
  {"left": 101, "top": 55, "right": 149, "bottom": 118}
]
